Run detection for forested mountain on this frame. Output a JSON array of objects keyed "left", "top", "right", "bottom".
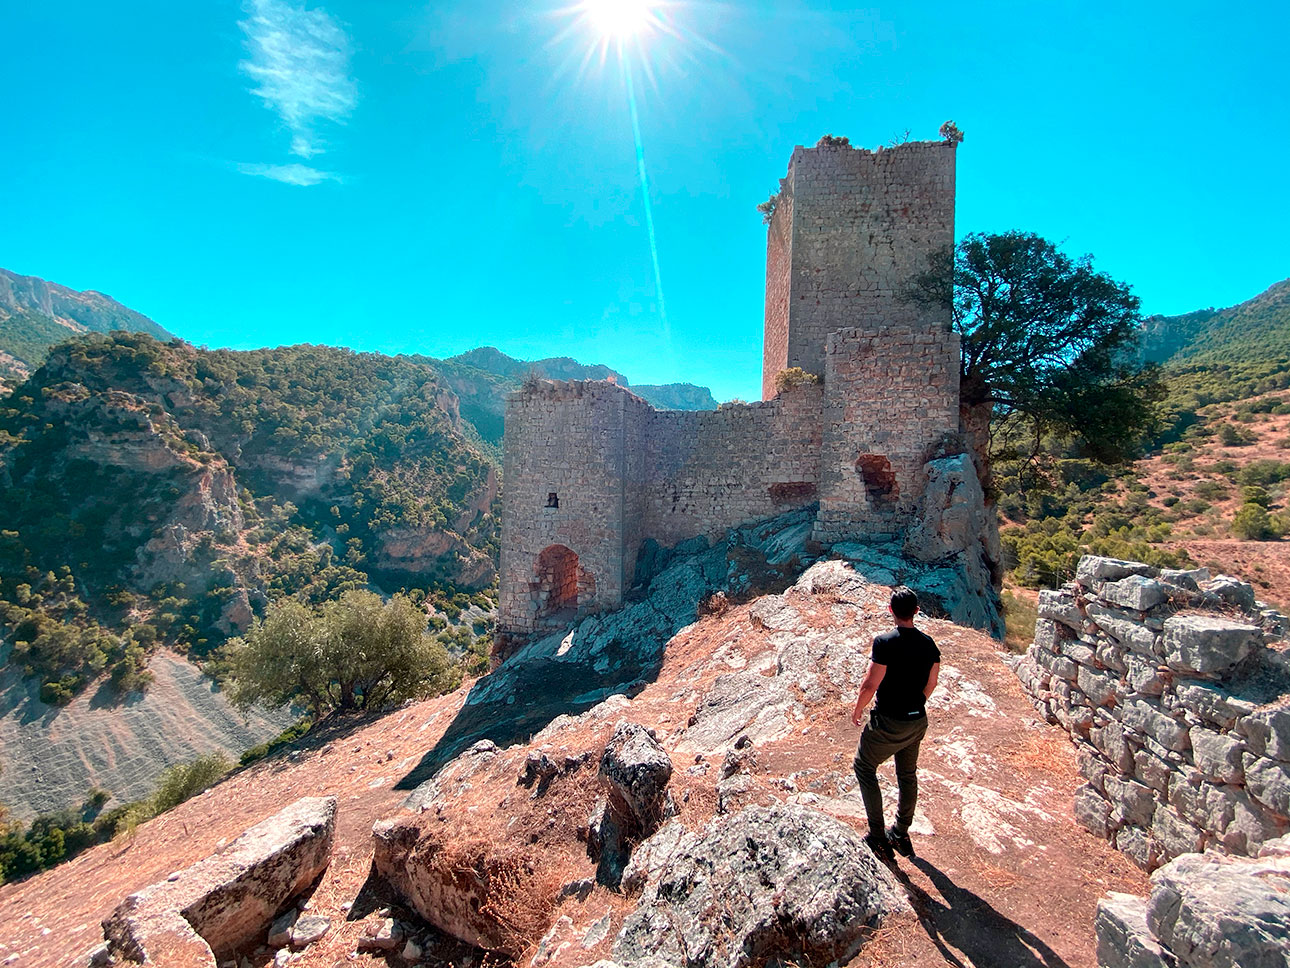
[
  {"left": 447, "top": 345, "right": 718, "bottom": 429},
  {"left": 1141, "top": 277, "right": 1290, "bottom": 367},
  {"left": 0, "top": 268, "right": 172, "bottom": 381},
  {"left": 0, "top": 334, "right": 499, "bottom": 704}
]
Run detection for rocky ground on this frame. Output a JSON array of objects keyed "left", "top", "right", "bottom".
[{"left": 0, "top": 547, "right": 1145, "bottom": 968}]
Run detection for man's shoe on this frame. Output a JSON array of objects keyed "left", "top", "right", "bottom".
[
  {"left": 864, "top": 830, "right": 894, "bottom": 861},
  {"left": 886, "top": 825, "right": 914, "bottom": 858}
]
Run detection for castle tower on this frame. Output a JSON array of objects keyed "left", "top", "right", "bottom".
[
  {"left": 762, "top": 140, "right": 957, "bottom": 399},
  {"left": 761, "top": 139, "right": 963, "bottom": 544}
]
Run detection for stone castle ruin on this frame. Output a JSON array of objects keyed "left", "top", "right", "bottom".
[{"left": 497, "top": 137, "right": 997, "bottom": 656}]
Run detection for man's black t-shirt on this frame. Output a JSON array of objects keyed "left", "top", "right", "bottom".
[{"left": 872, "top": 626, "right": 941, "bottom": 720}]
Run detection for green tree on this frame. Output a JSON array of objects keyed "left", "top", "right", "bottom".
[
  {"left": 222, "top": 590, "right": 456, "bottom": 718},
  {"left": 908, "top": 231, "right": 1163, "bottom": 491}
]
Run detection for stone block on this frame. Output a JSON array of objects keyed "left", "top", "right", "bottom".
[
  {"left": 1160, "top": 567, "right": 1209, "bottom": 592},
  {"left": 1079, "top": 664, "right": 1119, "bottom": 707},
  {"left": 1244, "top": 755, "right": 1290, "bottom": 817},
  {"left": 1166, "top": 770, "right": 1235, "bottom": 835},
  {"left": 1114, "top": 826, "right": 1159, "bottom": 871},
  {"left": 1134, "top": 748, "right": 1178, "bottom": 795},
  {"left": 1202, "top": 575, "right": 1258, "bottom": 611},
  {"left": 1125, "top": 653, "right": 1167, "bottom": 697},
  {"left": 1075, "top": 783, "right": 1113, "bottom": 838},
  {"left": 1106, "top": 774, "right": 1159, "bottom": 828},
  {"left": 1100, "top": 576, "right": 1170, "bottom": 612},
  {"left": 1189, "top": 728, "right": 1245, "bottom": 784},
  {"left": 1035, "top": 647, "right": 1078, "bottom": 681},
  {"left": 1097, "top": 638, "right": 1130, "bottom": 674},
  {"left": 1172, "top": 682, "right": 1257, "bottom": 730},
  {"left": 1079, "top": 746, "right": 1110, "bottom": 791},
  {"left": 1123, "top": 700, "right": 1190, "bottom": 754},
  {"left": 1038, "top": 588, "right": 1083, "bottom": 630},
  {"left": 1094, "top": 893, "right": 1175, "bottom": 968},
  {"left": 1087, "top": 604, "right": 1159, "bottom": 656},
  {"left": 1151, "top": 804, "right": 1205, "bottom": 862},
  {"left": 1238, "top": 707, "right": 1290, "bottom": 762},
  {"left": 1077, "top": 556, "right": 1157, "bottom": 584},
  {"left": 1219, "top": 788, "right": 1287, "bottom": 856},
  {"left": 1092, "top": 720, "right": 1136, "bottom": 773},
  {"left": 1162, "top": 615, "right": 1261, "bottom": 675}
]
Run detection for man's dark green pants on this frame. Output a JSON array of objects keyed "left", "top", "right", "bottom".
[{"left": 853, "top": 710, "right": 928, "bottom": 837}]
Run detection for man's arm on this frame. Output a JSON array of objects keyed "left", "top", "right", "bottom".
[
  {"left": 924, "top": 661, "right": 940, "bottom": 700},
  {"left": 851, "top": 663, "right": 886, "bottom": 726}
]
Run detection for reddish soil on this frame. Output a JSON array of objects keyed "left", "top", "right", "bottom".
[{"left": 0, "top": 579, "right": 1145, "bottom": 968}]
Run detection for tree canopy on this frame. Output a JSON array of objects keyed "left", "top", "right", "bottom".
[
  {"left": 909, "top": 231, "right": 1164, "bottom": 484},
  {"left": 222, "top": 590, "right": 458, "bottom": 718}
]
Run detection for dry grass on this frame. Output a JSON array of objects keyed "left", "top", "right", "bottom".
[{"left": 999, "top": 729, "right": 1073, "bottom": 775}]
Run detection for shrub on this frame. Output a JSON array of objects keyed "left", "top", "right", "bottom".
[
  {"left": 816, "top": 134, "right": 851, "bottom": 147},
  {"left": 1231, "top": 503, "right": 1284, "bottom": 541},
  {"left": 939, "top": 120, "right": 965, "bottom": 144},
  {"left": 773, "top": 368, "right": 821, "bottom": 393},
  {"left": 150, "top": 752, "right": 232, "bottom": 814},
  {"left": 1218, "top": 423, "right": 1256, "bottom": 446}
]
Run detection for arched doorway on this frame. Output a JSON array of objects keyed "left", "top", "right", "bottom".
[{"left": 533, "top": 544, "right": 586, "bottom": 629}]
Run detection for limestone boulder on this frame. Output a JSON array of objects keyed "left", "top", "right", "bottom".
[
  {"left": 1078, "top": 556, "right": 1158, "bottom": 585},
  {"left": 1100, "top": 576, "right": 1170, "bottom": 612},
  {"left": 612, "top": 804, "right": 906, "bottom": 968},
  {"left": 599, "top": 721, "right": 673, "bottom": 832},
  {"left": 102, "top": 797, "right": 337, "bottom": 967},
  {"left": 1095, "top": 893, "right": 1173, "bottom": 968},
  {"left": 1146, "top": 843, "right": 1290, "bottom": 968}
]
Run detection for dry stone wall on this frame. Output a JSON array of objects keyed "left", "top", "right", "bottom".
[{"left": 1013, "top": 555, "right": 1290, "bottom": 871}]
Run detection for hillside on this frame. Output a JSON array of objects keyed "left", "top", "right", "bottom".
[
  {"left": 0, "top": 268, "right": 172, "bottom": 382},
  {"left": 1141, "top": 277, "right": 1290, "bottom": 367},
  {"left": 447, "top": 345, "right": 718, "bottom": 440},
  {"left": 0, "top": 531, "right": 1146, "bottom": 968},
  {"left": 0, "top": 334, "right": 498, "bottom": 722}
]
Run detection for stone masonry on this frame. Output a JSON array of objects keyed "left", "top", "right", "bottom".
[
  {"left": 498, "top": 138, "right": 975, "bottom": 656},
  {"left": 1013, "top": 555, "right": 1290, "bottom": 871}
]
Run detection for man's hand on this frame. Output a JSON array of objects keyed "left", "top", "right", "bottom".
[{"left": 850, "top": 662, "right": 886, "bottom": 727}]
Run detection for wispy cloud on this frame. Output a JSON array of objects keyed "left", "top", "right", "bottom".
[
  {"left": 239, "top": 0, "right": 356, "bottom": 171},
  {"left": 237, "top": 162, "right": 342, "bottom": 186}
]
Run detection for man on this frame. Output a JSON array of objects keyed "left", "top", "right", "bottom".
[{"left": 851, "top": 586, "right": 941, "bottom": 860}]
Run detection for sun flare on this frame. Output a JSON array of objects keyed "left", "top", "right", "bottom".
[{"left": 582, "top": 0, "right": 658, "bottom": 40}]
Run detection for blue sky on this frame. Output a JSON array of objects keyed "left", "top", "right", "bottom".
[{"left": 2, "top": 1, "right": 1287, "bottom": 402}]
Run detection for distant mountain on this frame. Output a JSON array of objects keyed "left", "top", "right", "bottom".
[
  {"left": 1141, "top": 278, "right": 1290, "bottom": 367},
  {"left": 0, "top": 268, "right": 173, "bottom": 379},
  {"left": 446, "top": 346, "right": 717, "bottom": 436}
]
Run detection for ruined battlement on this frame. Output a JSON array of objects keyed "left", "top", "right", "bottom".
[{"left": 496, "top": 133, "right": 976, "bottom": 658}]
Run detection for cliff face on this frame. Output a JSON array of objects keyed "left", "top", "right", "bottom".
[{"left": 0, "top": 267, "right": 172, "bottom": 380}]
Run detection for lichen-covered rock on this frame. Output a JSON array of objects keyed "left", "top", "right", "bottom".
[
  {"left": 1101, "top": 576, "right": 1170, "bottom": 612},
  {"left": 1146, "top": 841, "right": 1290, "bottom": 968},
  {"left": 102, "top": 797, "right": 337, "bottom": 967},
  {"left": 1162, "top": 615, "right": 1261, "bottom": 675},
  {"left": 1095, "top": 893, "right": 1173, "bottom": 968},
  {"left": 1238, "top": 707, "right": 1290, "bottom": 762},
  {"left": 1078, "top": 557, "right": 1158, "bottom": 584},
  {"left": 599, "top": 722, "right": 673, "bottom": 832},
  {"left": 612, "top": 804, "right": 906, "bottom": 968}
]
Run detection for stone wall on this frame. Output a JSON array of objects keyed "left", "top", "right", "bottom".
[
  {"left": 763, "top": 140, "right": 956, "bottom": 391},
  {"left": 814, "top": 324, "right": 961, "bottom": 544},
  {"left": 497, "top": 381, "right": 823, "bottom": 648},
  {"left": 1013, "top": 555, "right": 1290, "bottom": 870}
]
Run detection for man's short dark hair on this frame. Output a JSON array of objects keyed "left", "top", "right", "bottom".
[{"left": 890, "top": 586, "right": 919, "bottom": 620}]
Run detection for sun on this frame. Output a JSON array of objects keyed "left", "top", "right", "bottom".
[{"left": 582, "top": 0, "right": 658, "bottom": 40}]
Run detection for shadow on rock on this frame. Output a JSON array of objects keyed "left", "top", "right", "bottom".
[
  {"left": 396, "top": 510, "right": 818, "bottom": 792},
  {"left": 896, "top": 857, "right": 1071, "bottom": 968}
]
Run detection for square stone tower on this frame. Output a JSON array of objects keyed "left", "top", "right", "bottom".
[{"left": 762, "top": 140, "right": 956, "bottom": 399}]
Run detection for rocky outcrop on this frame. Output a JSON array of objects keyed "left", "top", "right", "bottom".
[
  {"left": 101, "top": 796, "right": 336, "bottom": 966},
  {"left": 1014, "top": 555, "right": 1290, "bottom": 869},
  {"left": 372, "top": 526, "right": 496, "bottom": 589},
  {"left": 1096, "top": 834, "right": 1290, "bottom": 968},
  {"left": 612, "top": 804, "right": 907, "bottom": 968}
]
